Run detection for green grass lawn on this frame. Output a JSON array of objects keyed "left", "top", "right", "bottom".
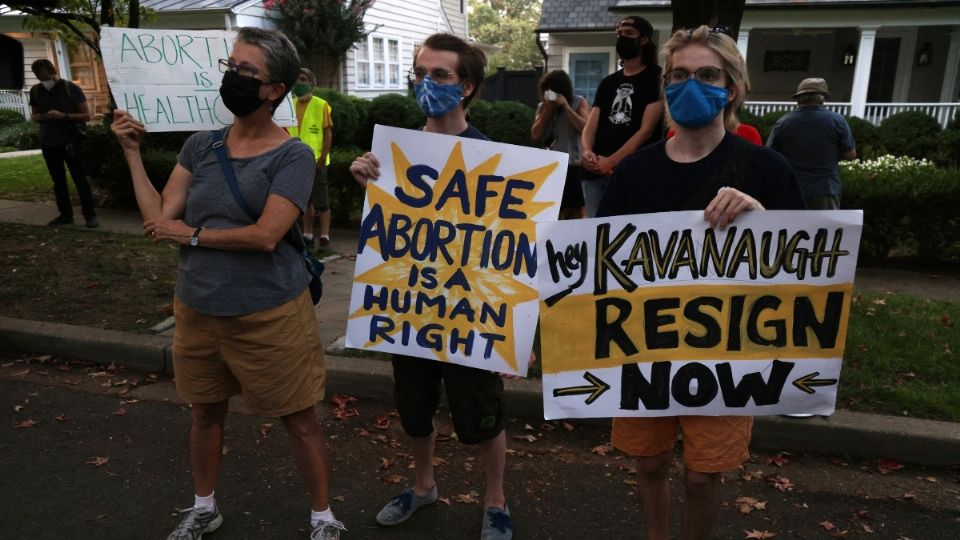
[
  {"left": 0, "top": 154, "right": 61, "bottom": 201},
  {"left": 841, "top": 290, "right": 960, "bottom": 422}
]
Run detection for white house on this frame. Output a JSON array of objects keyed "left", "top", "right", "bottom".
[
  {"left": 0, "top": 0, "right": 468, "bottom": 117},
  {"left": 537, "top": 0, "right": 960, "bottom": 127}
]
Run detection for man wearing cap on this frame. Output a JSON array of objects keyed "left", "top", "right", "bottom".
[
  {"left": 580, "top": 15, "right": 664, "bottom": 217},
  {"left": 767, "top": 78, "right": 857, "bottom": 209}
]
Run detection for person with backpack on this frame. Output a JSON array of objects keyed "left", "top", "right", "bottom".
[{"left": 596, "top": 26, "right": 804, "bottom": 540}]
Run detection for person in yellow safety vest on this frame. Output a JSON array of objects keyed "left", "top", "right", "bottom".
[{"left": 288, "top": 67, "right": 333, "bottom": 249}]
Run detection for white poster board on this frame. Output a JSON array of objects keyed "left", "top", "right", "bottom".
[
  {"left": 536, "top": 210, "right": 863, "bottom": 419},
  {"left": 100, "top": 27, "right": 295, "bottom": 132},
  {"left": 346, "top": 125, "right": 567, "bottom": 376}
]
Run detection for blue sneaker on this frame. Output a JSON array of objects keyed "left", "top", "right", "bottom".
[
  {"left": 375, "top": 486, "right": 438, "bottom": 526},
  {"left": 480, "top": 505, "right": 513, "bottom": 540}
]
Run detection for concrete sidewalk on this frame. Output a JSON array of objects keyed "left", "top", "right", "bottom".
[{"left": 2, "top": 199, "right": 959, "bottom": 467}]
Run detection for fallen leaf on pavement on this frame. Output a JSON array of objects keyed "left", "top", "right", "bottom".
[
  {"left": 375, "top": 416, "right": 391, "bottom": 429},
  {"left": 14, "top": 405, "right": 24, "bottom": 412},
  {"left": 767, "top": 453, "right": 790, "bottom": 467},
  {"left": 820, "top": 521, "right": 837, "bottom": 531},
  {"left": 379, "top": 457, "right": 393, "bottom": 470},
  {"left": 432, "top": 457, "right": 447, "bottom": 466},
  {"left": 385, "top": 474, "right": 403, "bottom": 484},
  {"left": 861, "top": 522, "right": 875, "bottom": 533},
  {"left": 923, "top": 476, "right": 938, "bottom": 483},
  {"left": 512, "top": 434, "right": 536, "bottom": 443},
  {"left": 562, "top": 422, "right": 574, "bottom": 431},
  {"left": 86, "top": 456, "right": 109, "bottom": 467},
  {"left": 767, "top": 475, "right": 794, "bottom": 492},
  {"left": 438, "top": 497, "right": 450, "bottom": 506},
  {"left": 258, "top": 423, "right": 274, "bottom": 437},
  {"left": 332, "top": 495, "right": 345, "bottom": 502},
  {"left": 54, "top": 415, "right": 67, "bottom": 422},
  {"left": 113, "top": 407, "right": 127, "bottom": 416},
  {"left": 14, "top": 419, "right": 37, "bottom": 429},
  {"left": 736, "top": 497, "right": 767, "bottom": 514},
  {"left": 454, "top": 493, "right": 478, "bottom": 504},
  {"left": 742, "top": 469, "right": 764, "bottom": 481},
  {"left": 591, "top": 443, "right": 613, "bottom": 456},
  {"left": 744, "top": 529, "right": 776, "bottom": 539},
  {"left": 877, "top": 458, "right": 904, "bottom": 474}
]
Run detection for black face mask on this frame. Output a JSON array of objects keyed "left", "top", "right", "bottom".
[
  {"left": 616, "top": 36, "right": 642, "bottom": 60},
  {"left": 219, "top": 70, "right": 266, "bottom": 118}
]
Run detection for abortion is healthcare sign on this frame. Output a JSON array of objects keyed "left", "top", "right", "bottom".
[
  {"left": 537, "top": 210, "right": 863, "bottom": 419},
  {"left": 345, "top": 126, "right": 567, "bottom": 376},
  {"left": 100, "top": 27, "right": 295, "bottom": 131}
]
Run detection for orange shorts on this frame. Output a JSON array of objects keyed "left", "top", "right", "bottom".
[
  {"left": 611, "top": 415, "right": 753, "bottom": 473},
  {"left": 172, "top": 289, "right": 326, "bottom": 417}
]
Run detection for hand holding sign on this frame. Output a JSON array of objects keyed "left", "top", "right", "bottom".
[{"left": 111, "top": 110, "right": 146, "bottom": 151}]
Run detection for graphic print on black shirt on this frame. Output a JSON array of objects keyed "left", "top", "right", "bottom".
[{"left": 609, "top": 83, "right": 635, "bottom": 125}]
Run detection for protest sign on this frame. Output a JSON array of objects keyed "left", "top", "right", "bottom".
[
  {"left": 536, "top": 210, "right": 863, "bottom": 419},
  {"left": 346, "top": 125, "right": 567, "bottom": 376},
  {"left": 100, "top": 27, "right": 295, "bottom": 132}
]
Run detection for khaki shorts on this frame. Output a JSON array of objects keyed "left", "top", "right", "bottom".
[
  {"left": 172, "top": 289, "right": 326, "bottom": 417},
  {"left": 612, "top": 415, "right": 753, "bottom": 473}
]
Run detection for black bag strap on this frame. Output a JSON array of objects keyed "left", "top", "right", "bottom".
[
  {"left": 680, "top": 135, "right": 757, "bottom": 210},
  {"left": 210, "top": 129, "right": 309, "bottom": 252}
]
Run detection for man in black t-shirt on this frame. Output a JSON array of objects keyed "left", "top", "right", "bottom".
[
  {"left": 29, "top": 59, "right": 97, "bottom": 228},
  {"left": 580, "top": 15, "right": 664, "bottom": 217}
]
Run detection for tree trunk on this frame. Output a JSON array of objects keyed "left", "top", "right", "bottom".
[
  {"left": 671, "top": 0, "right": 746, "bottom": 40},
  {"left": 128, "top": 0, "right": 140, "bottom": 28},
  {"left": 100, "top": 0, "right": 115, "bottom": 28}
]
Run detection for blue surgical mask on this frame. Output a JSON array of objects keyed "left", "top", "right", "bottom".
[
  {"left": 664, "top": 79, "right": 729, "bottom": 129},
  {"left": 414, "top": 77, "right": 463, "bottom": 118}
]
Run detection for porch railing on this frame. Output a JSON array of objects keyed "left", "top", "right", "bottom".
[
  {"left": 0, "top": 90, "right": 30, "bottom": 120},
  {"left": 744, "top": 101, "right": 959, "bottom": 128},
  {"left": 744, "top": 101, "right": 852, "bottom": 117}
]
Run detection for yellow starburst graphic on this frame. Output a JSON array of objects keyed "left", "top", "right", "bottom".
[{"left": 350, "top": 140, "right": 559, "bottom": 372}]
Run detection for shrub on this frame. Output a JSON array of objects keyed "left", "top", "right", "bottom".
[
  {"left": 314, "top": 88, "right": 360, "bottom": 149},
  {"left": 83, "top": 124, "right": 175, "bottom": 210},
  {"left": 737, "top": 108, "right": 761, "bottom": 132},
  {"left": 937, "top": 113, "right": 960, "bottom": 169},
  {"left": 0, "top": 108, "right": 26, "bottom": 126},
  {"left": 0, "top": 121, "right": 40, "bottom": 150},
  {"left": 347, "top": 94, "right": 370, "bottom": 140},
  {"left": 327, "top": 146, "right": 365, "bottom": 225},
  {"left": 360, "top": 93, "right": 425, "bottom": 149},
  {"left": 469, "top": 99, "right": 535, "bottom": 146},
  {"left": 841, "top": 155, "right": 960, "bottom": 261},
  {"left": 845, "top": 116, "right": 881, "bottom": 161},
  {"left": 878, "top": 111, "right": 941, "bottom": 161},
  {"left": 755, "top": 110, "right": 790, "bottom": 143}
]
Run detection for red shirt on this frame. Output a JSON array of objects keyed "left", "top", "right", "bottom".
[{"left": 666, "top": 123, "right": 763, "bottom": 145}]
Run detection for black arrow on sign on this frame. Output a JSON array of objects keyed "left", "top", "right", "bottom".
[
  {"left": 792, "top": 372, "right": 838, "bottom": 395},
  {"left": 552, "top": 371, "right": 611, "bottom": 405}
]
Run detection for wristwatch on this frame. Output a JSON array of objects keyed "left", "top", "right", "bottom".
[{"left": 190, "top": 226, "right": 205, "bottom": 247}]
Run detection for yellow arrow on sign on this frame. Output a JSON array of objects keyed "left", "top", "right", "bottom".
[
  {"left": 792, "top": 372, "right": 838, "bottom": 395},
  {"left": 552, "top": 371, "right": 611, "bottom": 405}
]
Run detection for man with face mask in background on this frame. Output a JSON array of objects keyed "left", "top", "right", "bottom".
[
  {"left": 350, "top": 33, "right": 514, "bottom": 540},
  {"left": 29, "top": 59, "right": 98, "bottom": 228},
  {"left": 287, "top": 68, "right": 334, "bottom": 250},
  {"left": 580, "top": 15, "right": 664, "bottom": 217}
]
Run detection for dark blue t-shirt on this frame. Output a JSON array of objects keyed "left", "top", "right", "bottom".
[
  {"left": 767, "top": 106, "right": 856, "bottom": 197},
  {"left": 597, "top": 132, "right": 805, "bottom": 217},
  {"left": 458, "top": 124, "right": 488, "bottom": 141}
]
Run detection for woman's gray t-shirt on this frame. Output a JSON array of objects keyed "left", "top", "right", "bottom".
[{"left": 175, "top": 128, "right": 314, "bottom": 316}]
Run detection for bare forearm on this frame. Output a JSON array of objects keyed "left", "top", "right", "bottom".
[
  {"left": 563, "top": 105, "right": 587, "bottom": 132},
  {"left": 123, "top": 149, "right": 163, "bottom": 222},
  {"left": 194, "top": 224, "right": 287, "bottom": 252}
]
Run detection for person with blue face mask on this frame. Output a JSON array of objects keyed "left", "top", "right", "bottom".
[
  {"left": 596, "top": 26, "right": 805, "bottom": 540},
  {"left": 350, "top": 33, "right": 515, "bottom": 540}
]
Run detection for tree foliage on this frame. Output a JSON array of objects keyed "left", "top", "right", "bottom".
[
  {"left": 264, "top": 0, "right": 375, "bottom": 83},
  {"left": 469, "top": 0, "right": 542, "bottom": 72},
  {"left": 9, "top": 0, "right": 150, "bottom": 58}
]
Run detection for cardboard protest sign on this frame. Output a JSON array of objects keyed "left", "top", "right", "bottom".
[
  {"left": 536, "top": 210, "right": 862, "bottom": 419},
  {"left": 346, "top": 125, "right": 567, "bottom": 376},
  {"left": 100, "top": 27, "right": 295, "bottom": 132}
]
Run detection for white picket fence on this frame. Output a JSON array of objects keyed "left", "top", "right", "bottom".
[
  {"left": 0, "top": 90, "right": 30, "bottom": 119},
  {"left": 744, "top": 101, "right": 959, "bottom": 128}
]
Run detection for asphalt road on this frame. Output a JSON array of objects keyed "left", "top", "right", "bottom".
[{"left": 1, "top": 354, "right": 958, "bottom": 540}]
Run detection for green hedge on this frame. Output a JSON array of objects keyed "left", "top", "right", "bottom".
[
  {"left": 315, "top": 88, "right": 361, "bottom": 149},
  {"left": 842, "top": 156, "right": 960, "bottom": 262},
  {"left": 359, "top": 93, "right": 425, "bottom": 150},
  {"left": 845, "top": 116, "right": 881, "bottom": 161},
  {"left": 328, "top": 146, "right": 365, "bottom": 226},
  {"left": 755, "top": 110, "right": 789, "bottom": 143},
  {"left": 878, "top": 111, "right": 941, "bottom": 162},
  {"left": 469, "top": 99, "right": 535, "bottom": 146},
  {"left": 83, "top": 124, "right": 176, "bottom": 210},
  {"left": 0, "top": 121, "right": 40, "bottom": 150},
  {"left": 0, "top": 109, "right": 26, "bottom": 126}
]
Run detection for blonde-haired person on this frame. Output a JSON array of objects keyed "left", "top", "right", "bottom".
[{"left": 596, "top": 26, "right": 805, "bottom": 540}]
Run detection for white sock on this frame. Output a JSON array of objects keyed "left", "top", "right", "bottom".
[
  {"left": 320, "top": 235, "right": 330, "bottom": 240},
  {"left": 311, "top": 507, "right": 335, "bottom": 526},
  {"left": 303, "top": 233, "right": 314, "bottom": 241},
  {"left": 194, "top": 492, "right": 216, "bottom": 511}
]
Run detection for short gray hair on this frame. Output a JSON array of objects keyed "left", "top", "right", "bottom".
[
  {"left": 235, "top": 27, "right": 301, "bottom": 109},
  {"left": 797, "top": 93, "right": 826, "bottom": 106}
]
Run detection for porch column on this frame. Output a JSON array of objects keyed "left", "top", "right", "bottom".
[
  {"left": 941, "top": 26, "right": 960, "bottom": 102},
  {"left": 53, "top": 37, "right": 71, "bottom": 80},
  {"left": 850, "top": 27, "right": 878, "bottom": 120},
  {"left": 737, "top": 28, "right": 751, "bottom": 62}
]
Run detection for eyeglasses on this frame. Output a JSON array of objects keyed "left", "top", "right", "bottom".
[
  {"left": 664, "top": 66, "right": 725, "bottom": 86},
  {"left": 218, "top": 59, "right": 272, "bottom": 81},
  {"left": 408, "top": 67, "right": 458, "bottom": 84}
]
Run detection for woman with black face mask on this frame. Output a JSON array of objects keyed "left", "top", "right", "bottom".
[
  {"left": 111, "top": 27, "right": 346, "bottom": 540},
  {"left": 580, "top": 15, "right": 665, "bottom": 218}
]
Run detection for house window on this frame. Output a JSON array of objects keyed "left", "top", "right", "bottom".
[
  {"left": 868, "top": 38, "right": 900, "bottom": 103},
  {"left": 355, "top": 36, "right": 403, "bottom": 89},
  {"left": 68, "top": 43, "right": 100, "bottom": 92},
  {"left": 569, "top": 52, "right": 609, "bottom": 104}
]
